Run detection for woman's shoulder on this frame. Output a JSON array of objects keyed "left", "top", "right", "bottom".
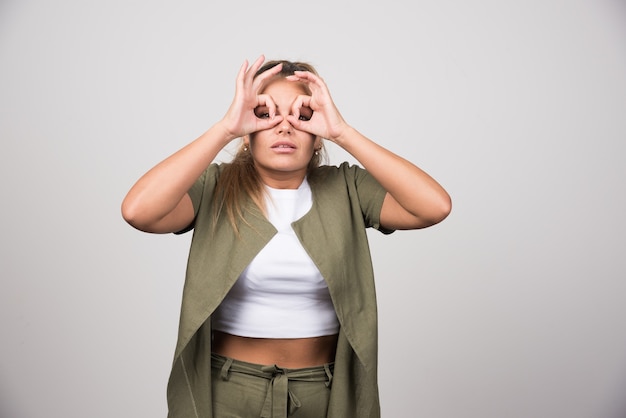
[
  {"left": 314, "top": 161, "right": 366, "bottom": 175},
  {"left": 197, "top": 162, "right": 230, "bottom": 182},
  {"left": 311, "top": 162, "right": 369, "bottom": 183}
]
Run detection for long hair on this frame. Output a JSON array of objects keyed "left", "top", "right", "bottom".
[{"left": 212, "top": 60, "right": 328, "bottom": 234}]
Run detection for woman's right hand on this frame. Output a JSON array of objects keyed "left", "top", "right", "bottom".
[
  {"left": 122, "top": 55, "right": 284, "bottom": 234},
  {"left": 219, "top": 55, "right": 285, "bottom": 139}
]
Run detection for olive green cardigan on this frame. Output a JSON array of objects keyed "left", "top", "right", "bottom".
[{"left": 167, "top": 162, "right": 393, "bottom": 418}]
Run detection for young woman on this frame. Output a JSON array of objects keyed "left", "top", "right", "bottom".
[{"left": 122, "top": 55, "right": 451, "bottom": 418}]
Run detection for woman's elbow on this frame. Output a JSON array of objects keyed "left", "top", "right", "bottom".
[
  {"left": 438, "top": 193, "right": 452, "bottom": 221},
  {"left": 424, "top": 193, "right": 452, "bottom": 227},
  {"left": 121, "top": 193, "right": 194, "bottom": 233},
  {"left": 121, "top": 194, "right": 154, "bottom": 230}
]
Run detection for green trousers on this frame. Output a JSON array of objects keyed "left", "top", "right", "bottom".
[{"left": 211, "top": 354, "right": 334, "bottom": 418}]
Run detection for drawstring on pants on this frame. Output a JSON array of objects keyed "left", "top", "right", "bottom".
[{"left": 212, "top": 353, "right": 333, "bottom": 418}]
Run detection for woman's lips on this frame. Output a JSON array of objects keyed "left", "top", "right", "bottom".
[{"left": 271, "top": 141, "right": 297, "bottom": 152}]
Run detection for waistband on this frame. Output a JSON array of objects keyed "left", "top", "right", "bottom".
[{"left": 211, "top": 353, "right": 334, "bottom": 418}]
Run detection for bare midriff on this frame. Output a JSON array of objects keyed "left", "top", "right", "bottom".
[{"left": 212, "top": 330, "right": 339, "bottom": 369}]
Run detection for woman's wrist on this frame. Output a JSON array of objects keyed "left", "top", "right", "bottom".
[
  {"left": 331, "top": 124, "right": 358, "bottom": 148},
  {"left": 206, "top": 120, "right": 239, "bottom": 147}
]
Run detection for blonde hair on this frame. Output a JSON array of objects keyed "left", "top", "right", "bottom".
[{"left": 212, "top": 60, "right": 327, "bottom": 234}]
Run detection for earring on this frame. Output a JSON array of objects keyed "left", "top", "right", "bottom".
[
  {"left": 314, "top": 149, "right": 319, "bottom": 156},
  {"left": 243, "top": 145, "right": 249, "bottom": 151}
]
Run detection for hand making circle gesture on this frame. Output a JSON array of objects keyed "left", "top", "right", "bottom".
[
  {"left": 284, "top": 70, "right": 349, "bottom": 144},
  {"left": 220, "top": 55, "right": 285, "bottom": 140}
]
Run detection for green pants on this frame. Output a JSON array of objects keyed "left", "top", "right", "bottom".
[{"left": 211, "top": 353, "right": 334, "bottom": 418}]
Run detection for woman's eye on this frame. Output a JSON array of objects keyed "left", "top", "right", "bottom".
[
  {"left": 298, "top": 107, "right": 313, "bottom": 121},
  {"left": 254, "top": 107, "right": 270, "bottom": 119}
]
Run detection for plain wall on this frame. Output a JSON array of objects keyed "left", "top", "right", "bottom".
[{"left": 1, "top": 0, "right": 625, "bottom": 417}]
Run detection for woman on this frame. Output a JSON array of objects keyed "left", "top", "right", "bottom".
[{"left": 122, "top": 55, "right": 451, "bottom": 418}]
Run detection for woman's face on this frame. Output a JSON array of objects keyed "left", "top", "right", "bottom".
[{"left": 245, "top": 78, "right": 319, "bottom": 189}]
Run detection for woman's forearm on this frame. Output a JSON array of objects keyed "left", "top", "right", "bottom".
[
  {"left": 335, "top": 126, "right": 451, "bottom": 227},
  {"left": 121, "top": 123, "right": 234, "bottom": 230}
]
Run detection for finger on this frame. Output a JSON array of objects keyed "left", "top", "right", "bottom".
[
  {"left": 248, "top": 55, "right": 266, "bottom": 77},
  {"left": 284, "top": 114, "right": 309, "bottom": 133},
  {"left": 240, "top": 55, "right": 265, "bottom": 90},
  {"left": 287, "top": 71, "right": 317, "bottom": 84},
  {"left": 291, "top": 71, "right": 329, "bottom": 95},
  {"left": 290, "top": 96, "right": 304, "bottom": 120},
  {"left": 252, "top": 62, "right": 283, "bottom": 92},
  {"left": 235, "top": 59, "right": 249, "bottom": 91},
  {"left": 293, "top": 70, "right": 319, "bottom": 80},
  {"left": 297, "top": 95, "right": 312, "bottom": 108},
  {"left": 256, "top": 94, "right": 277, "bottom": 119},
  {"left": 257, "top": 115, "right": 284, "bottom": 131},
  {"left": 291, "top": 95, "right": 314, "bottom": 119}
]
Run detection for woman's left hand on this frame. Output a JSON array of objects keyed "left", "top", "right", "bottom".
[
  {"left": 284, "top": 71, "right": 349, "bottom": 144},
  {"left": 289, "top": 69, "right": 451, "bottom": 230}
]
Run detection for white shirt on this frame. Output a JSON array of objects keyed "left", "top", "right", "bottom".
[{"left": 211, "top": 179, "right": 340, "bottom": 338}]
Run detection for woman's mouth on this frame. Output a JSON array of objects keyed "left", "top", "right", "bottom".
[{"left": 271, "top": 141, "right": 297, "bottom": 152}]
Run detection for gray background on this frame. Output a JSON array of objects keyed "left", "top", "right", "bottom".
[{"left": 1, "top": 0, "right": 625, "bottom": 417}]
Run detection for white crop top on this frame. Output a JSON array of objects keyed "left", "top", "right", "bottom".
[{"left": 211, "top": 179, "right": 340, "bottom": 338}]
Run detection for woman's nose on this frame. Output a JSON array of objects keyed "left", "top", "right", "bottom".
[{"left": 277, "top": 121, "right": 292, "bottom": 134}]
